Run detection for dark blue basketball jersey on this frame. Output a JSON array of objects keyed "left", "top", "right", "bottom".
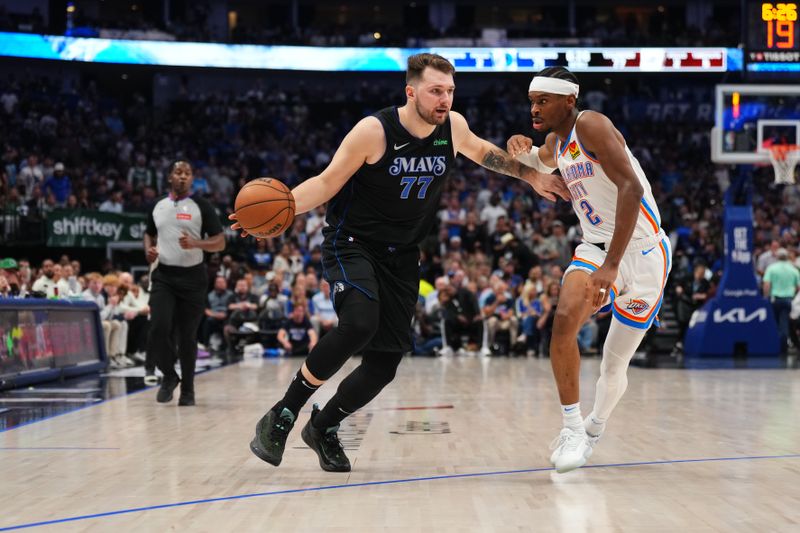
[{"left": 323, "top": 107, "right": 455, "bottom": 248}]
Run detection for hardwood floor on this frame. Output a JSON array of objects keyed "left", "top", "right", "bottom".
[{"left": 1, "top": 357, "right": 799, "bottom": 532}]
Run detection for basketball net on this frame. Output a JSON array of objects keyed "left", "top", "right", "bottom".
[{"left": 768, "top": 145, "right": 800, "bottom": 185}]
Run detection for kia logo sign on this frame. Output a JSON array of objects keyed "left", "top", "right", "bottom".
[{"left": 712, "top": 308, "right": 767, "bottom": 324}]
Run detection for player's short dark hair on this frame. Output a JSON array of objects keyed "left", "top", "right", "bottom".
[
  {"left": 536, "top": 66, "right": 579, "bottom": 86},
  {"left": 406, "top": 53, "right": 455, "bottom": 84}
]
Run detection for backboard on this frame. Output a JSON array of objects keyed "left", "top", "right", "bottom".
[{"left": 711, "top": 84, "right": 800, "bottom": 164}]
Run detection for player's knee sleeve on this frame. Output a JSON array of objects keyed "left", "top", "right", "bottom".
[
  {"left": 361, "top": 350, "right": 403, "bottom": 386},
  {"left": 336, "top": 351, "right": 403, "bottom": 412},
  {"left": 304, "top": 289, "right": 380, "bottom": 380},
  {"left": 597, "top": 319, "right": 646, "bottom": 401},
  {"left": 337, "top": 297, "right": 380, "bottom": 341}
]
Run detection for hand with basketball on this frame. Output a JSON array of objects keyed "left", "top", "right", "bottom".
[{"left": 229, "top": 178, "right": 296, "bottom": 239}]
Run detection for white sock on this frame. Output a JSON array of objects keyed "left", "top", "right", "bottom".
[
  {"left": 561, "top": 402, "right": 583, "bottom": 431},
  {"left": 584, "top": 412, "right": 606, "bottom": 437}
]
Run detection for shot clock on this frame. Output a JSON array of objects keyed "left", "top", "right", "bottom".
[
  {"left": 746, "top": 2, "right": 799, "bottom": 69},
  {"left": 760, "top": 2, "right": 797, "bottom": 48}
]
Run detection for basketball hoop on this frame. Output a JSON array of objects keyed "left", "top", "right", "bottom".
[{"left": 768, "top": 144, "right": 800, "bottom": 185}]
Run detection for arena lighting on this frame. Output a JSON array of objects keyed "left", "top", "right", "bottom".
[{"left": 0, "top": 31, "right": 744, "bottom": 72}]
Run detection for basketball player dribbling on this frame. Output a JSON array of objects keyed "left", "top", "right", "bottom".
[
  {"left": 230, "top": 54, "right": 569, "bottom": 472},
  {"left": 507, "top": 67, "right": 672, "bottom": 473}
]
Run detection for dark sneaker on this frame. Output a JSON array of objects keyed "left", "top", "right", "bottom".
[
  {"left": 250, "top": 408, "right": 296, "bottom": 466},
  {"left": 301, "top": 404, "right": 351, "bottom": 472},
  {"left": 156, "top": 374, "right": 180, "bottom": 403},
  {"left": 178, "top": 391, "right": 195, "bottom": 406}
]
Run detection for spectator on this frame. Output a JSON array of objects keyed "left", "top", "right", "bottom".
[
  {"left": 0, "top": 273, "right": 12, "bottom": 298},
  {"left": 223, "top": 278, "right": 259, "bottom": 358},
  {"left": 277, "top": 303, "right": 318, "bottom": 356},
  {"left": 414, "top": 297, "right": 445, "bottom": 356},
  {"left": 516, "top": 283, "right": 543, "bottom": 356},
  {"left": 98, "top": 190, "right": 124, "bottom": 213},
  {"left": 763, "top": 248, "right": 800, "bottom": 356},
  {"left": 757, "top": 240, "right": 782, "bottom": 277},
  {"left": 55, "top": 264, "right": 81, "bottom": 298},
  {"left": 482, "top": 280, "right": 519, "bottom": 354},
  {"left": 537, "top": 281, "right": 561, "bottom": 357},
  {"left": 424, "top": 276, "right": 450, "bottom": 314},
  {"left": 0, "top": 257, "right": 23, "bottom": 297},
  {"left": 480, "top": 192, "right": 508, "bottom": 235},
  {"left": 311, "top": 278, "right": 338, "bottom": 338},
  {"left": 259, "top": 281, "right": 288, "bottom": 328},
  {"left": 449, "top": 269, "right": 484, "bottom": 352},
  {"left": 31, "top": 258, "right": 57, "bottom": 298},
  {"left": 203, "top": 275, "right": 232, "bottom": 353},
  {"left": 101, "top": 274, "right": 132, "bottom": 368},
  {"left": 127, "top": 154, "right": 155, "bottom": 190},
  {"left": 120, "top": 273, "right": 151, "bottom": 372},
  {"left": 18, "top": 155, "right": 43, "bottom": 200},
  {"left": 43, "top": 162, "right": 71, "bottom": 207}
]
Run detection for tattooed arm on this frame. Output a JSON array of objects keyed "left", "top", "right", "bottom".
[{"left": 450, "top": 111, "right": 569, "bottom": 202}]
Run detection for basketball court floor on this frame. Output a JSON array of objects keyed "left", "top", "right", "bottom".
[{"left": 1, "top": 356, "right": 799, "bottom": 531}]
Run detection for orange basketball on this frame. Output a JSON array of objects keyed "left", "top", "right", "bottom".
[{"left": 234, "top": 178, "right": 295, "bottom": 238}]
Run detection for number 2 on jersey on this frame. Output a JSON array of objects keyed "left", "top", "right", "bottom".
[
  {"left": 579, "top": 199, "right": 602, "bottom": 225},
  {"left": 399, "top": 176, "right": 433, "bottom": 199}
]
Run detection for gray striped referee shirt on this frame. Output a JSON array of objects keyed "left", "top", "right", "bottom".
[{"left": 146, "top": 194, "right": 223, "bottom": 267}]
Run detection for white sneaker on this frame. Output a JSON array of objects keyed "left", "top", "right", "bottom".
[
  {"left": 549, "top": 427, "right": 570, "bottom": 465},
  {"left": 479, "top": 347, "right": 492, "bottom": 358},
  {"left": 552, "top": 427, "right": 592, "bottom": 473},
  {"left": 438, "top": 346, "right": 454, "bottom": 358}
]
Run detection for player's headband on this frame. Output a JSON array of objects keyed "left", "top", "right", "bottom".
[{"left": 528, "top": 77, "right": 579, "bottom": 97}]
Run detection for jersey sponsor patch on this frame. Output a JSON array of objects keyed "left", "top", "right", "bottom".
[
  {"left": 176, "top": 213, "right": 192, "bottom": 220},
  {"left": 568, "top": 140, "right": 581, "bottom": 160},
  {"left": 625, "top": 298, "right": 650, "bottom": 315}
]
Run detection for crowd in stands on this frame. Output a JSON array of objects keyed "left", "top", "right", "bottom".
[
  {"left": 1, "top": 3, "right": 739, "bottom": 48},
  {"left": 2, "top": 71, "right": 800, "bottom": 359}
]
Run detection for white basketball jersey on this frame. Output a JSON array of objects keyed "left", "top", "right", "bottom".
[{"left": 554, "top": 112, "right": 661, "bottom": 243}]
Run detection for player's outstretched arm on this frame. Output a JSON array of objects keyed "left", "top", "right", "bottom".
[
  {"left": 450, "top": 111, "right": 568, "bottom": 202},
  {"left": 291, "top": 116, "right": 385, "bottom": 214}
]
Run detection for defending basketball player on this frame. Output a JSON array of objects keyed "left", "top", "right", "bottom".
[
  {"left": 230, "top": 54, "right": 568, "bottom": 472},
  {"left": 507, "top": 67, "right": 672, "bottom": 473}
]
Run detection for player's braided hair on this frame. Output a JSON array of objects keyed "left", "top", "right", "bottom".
[{"left": 536, "top": 66, "right": 579, "bottom": 86}]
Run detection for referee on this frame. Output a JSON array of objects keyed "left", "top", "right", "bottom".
[{"left": 144, "top": 161, "right": 225, "bottom": 405}]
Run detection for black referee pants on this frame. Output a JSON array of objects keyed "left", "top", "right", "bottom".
[{"left": 146, "top": 264, "right": 207, "bottom": 391}]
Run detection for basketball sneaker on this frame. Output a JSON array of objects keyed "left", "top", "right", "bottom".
[
  {"left": 550, "top": 427, "right": 592, "bottom": 473},
  {"left": 156, "top": 373, "right": 180, "bottom": 403},
  {"left": 549, "top": 427, "right": 570, "bottom": 465},
  {"left": 178, "top": 390, "right": 195, "bottom": 406},
  {"left": 301, "top": 404, "right": 351, "bottom": 472},
  {"left": 250, "top": 408, "right": 296, "bottom": 467}
]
